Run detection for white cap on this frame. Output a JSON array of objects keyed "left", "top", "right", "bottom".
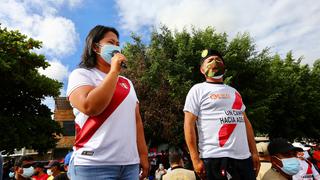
[{"left": 292, "top": 142, "right": 310, "bottom": 151}]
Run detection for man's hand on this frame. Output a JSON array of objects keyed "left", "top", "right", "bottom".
[
  {"left": 193, "top": 158, "right": 206, "bottom": 180},
  {"left": 139, "top": 155, "right": 149, "bottom": 180},
  {"left": 252, "top": 153, "right": 261, "bottom": 177}
]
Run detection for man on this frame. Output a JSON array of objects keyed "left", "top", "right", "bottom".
[
  {"left": 262, "top": 138, "right": 302, "bottom": 180},
  {"left": 31, "top": 163, "right": 48, "bottom": 180},
  {"left": 44, "top": 160, "right": 61, "bottom": 180},
  {"left": 162, "top": 152, "right": 197, "bottom": 180},
  {"left": 155, "top": 164, "right": 167, "bottom": 180},
  {"left": 13, "top": 156, "right": 35, "bottom": 180},
  {"left": 53, "top": 152, "right": 73, "bottom": 180},
  {"left": 292, "top": 143, "right": 320, "bottom": 180},
  {"left": 184, "top": 49, "right": 260, "bottom": 179}
]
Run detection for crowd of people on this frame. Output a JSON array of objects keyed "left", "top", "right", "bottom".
[
  {"left": 1, "top": 151, "right": 72, "bottom": 180},
  {"left": 1, "top": 141, "right": 320, "bottom": 179},
  {"left": 1, "top": 24, "right": 320, "bottom": 180}
]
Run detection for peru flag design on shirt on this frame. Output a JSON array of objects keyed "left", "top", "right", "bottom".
[
  {"left": 218, "top": 91, "right": 243, "bottom": 147},
  {"left": 67, "top": 68, "right": 140, "bottom": 166},
  {"left": 74, "top": 77, "right": 130, "bottom": 150},
  {"left": 293, "top": 159, "right": 320, "bottom": 180},
  {"left": 184, "top": 82, "right": 251, "bottom": 159}
]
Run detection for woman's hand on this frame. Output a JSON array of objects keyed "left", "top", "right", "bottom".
[{"left": 110, "top": 52, "right": 126, "bottom": 73}]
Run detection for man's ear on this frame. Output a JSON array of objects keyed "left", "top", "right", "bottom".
[
  {"left": 200, "top": 66, "right": 205, "bottom": 75},
  {"left": 271, "top": 155, "right": 283, "bottom": 167}
]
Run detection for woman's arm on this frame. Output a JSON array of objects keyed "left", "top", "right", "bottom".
[
  {"left": 69, "top": 54, "right": 125, "bottom": 116},
  {"left": 69, "top": 71, "right": 119, "bottom": 116}
]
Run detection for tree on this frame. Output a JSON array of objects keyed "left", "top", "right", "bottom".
[
  {"left": 0, "top": 25, "right": 62, "bottom": 154},
  {"left": 123, "top": 25, "right": 320, "bottom": 146}
]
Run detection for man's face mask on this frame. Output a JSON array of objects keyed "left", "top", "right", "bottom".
[
  {"left": 9, "top": 172, "right": 14, "bottom": 178},
  {"left": 204, "top": 57, "right": 225, "bottom": 79},
  {"left": 21, "top": 166, "right": 35, "bottom": 178},
  {"left": 276, "top": 157, "right": 300, "bottom": 175},
  {"left": 47, "top": 169, "right": 53, "bottom": 176},
  {"left": 96, "top": 43, "right": 121, "bottom": 65}
]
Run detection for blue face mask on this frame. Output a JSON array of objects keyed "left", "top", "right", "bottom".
[
  {"left": 280, "top": 157, "right": 300, "bottom": 175},
  {"left": 97, "top": 44, "right": 121, "bottom": 65},
  {"left": 22, "top": 166, "right": 35, "bottom": 178},
  {"left": 9, "top": 172, "right": 15, "bottom": 178}
]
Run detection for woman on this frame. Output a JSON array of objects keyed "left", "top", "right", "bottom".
[{"left": 67, "top": 25, "right": 149, "bottom": 180}]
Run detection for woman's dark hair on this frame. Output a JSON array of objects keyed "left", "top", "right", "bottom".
[{"left": 79, "top": 25, "right": 119, "bottom": 68}]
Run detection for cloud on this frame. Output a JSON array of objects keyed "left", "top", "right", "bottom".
[
  {"left": 38, "top": 59, "right": 69, "bottom": 112},
  {"left": 38, "top": 59, "right": 69, "bottom": 82},
  {"left": 42, "top": 89, "right": 67, "bottom": 112},
  {"left": 0, "top": 0, "right": 80, "bottom": 57},
  {"left": 116, "top": 0, "right": 320, "bottom": 65}
]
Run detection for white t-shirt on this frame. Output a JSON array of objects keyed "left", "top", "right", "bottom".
[
  {"left": 184, "top": 82, "right": 251, "bottom": 159},
  {"left": 293, "top": 159, "right": 320, "bottom": 180},
  {"left": 67, "top": 68, "right": 140, "bottom": 166}
]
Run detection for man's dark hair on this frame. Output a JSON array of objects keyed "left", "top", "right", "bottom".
[
  {"left": 14, "top": 156, "right": 34, "bottom": 167},
  {"left": 169, "top": 152, "right": 182, "bottom": 164},
  {"left": 268, "top": 138, "right": 303, "bottom": 155},
  {"left": 200, "top": 49, "right": 224, "bottom": 65},
  {"left": 79, "top": 25, "right": 119, "bottom": 69}
]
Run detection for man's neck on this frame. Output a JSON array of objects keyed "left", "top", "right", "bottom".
[
  {"left": 171, "top": 164, "right": 183, "bottom": 170},
  {"left": 38, "top": 171, "right": 45, "bottom": 176},
  {"left": 271, "top": 164, "right": 292, "bottom": 180},
  {"left": 205, "top": 77, "right": 223, "bottom": 83},
  {"left": 53, "top": 171, "right": 60, "bottom": 177}
]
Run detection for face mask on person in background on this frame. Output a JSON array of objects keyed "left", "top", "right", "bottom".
[
  {"left": 280, "top": 157, "right": 301, "bottom": 175},
  {"left": 96, "top": 43, "right": 121, "bottom": 65},
  {"left": 47, "top": 169, "right": 53, "bottom": 176},
  {"left": 204, "top": 58, "right": 225, "bottom": 79},
  {"left": 9, "top": 172, "right": 15, "bottom": 178},
  {"left": 21, "top": 166, "right": 35, "bottom": 178},
  {"left": 303, "top": 151, "right": 310, "bottom": 159}
]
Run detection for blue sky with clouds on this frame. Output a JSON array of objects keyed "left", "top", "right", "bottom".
[{"left": 1, "top": 0, "right": 319, "bottom": 110}]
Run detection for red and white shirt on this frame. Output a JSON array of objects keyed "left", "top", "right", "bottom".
[
  {"left": 67, "top": 68, "right": 140, "bottom": 166},
  {"left": 184, "top": 82, "right": 251, "bottom": 159},
  {"left": 293, "top": 159, "right": 320, "bottom": 180}
]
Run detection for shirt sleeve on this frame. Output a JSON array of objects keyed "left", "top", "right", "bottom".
[
  {"left": 66, "top": 68, "right": 95, "bottom": 98},
  {"left": 128, "top": 78, "right": 139, "bottom": 103},
  {"left": 236, "top": 90, "right": 246, "bottom": 112},
  {"left": 183, "top": 85, "right": 200, "bottom": 117}
]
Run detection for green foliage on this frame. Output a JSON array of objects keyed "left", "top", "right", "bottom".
[
  {"left": 0, "top": 25, "right": 62, "bottom": 154},
  {"left": 123, "top": 25, "right": 320, "bottom": 146}
]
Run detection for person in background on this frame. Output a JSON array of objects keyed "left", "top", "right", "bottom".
[
  {"left": 13, "top": 156, "right": 35, "bottom": 180},
  {"left": 53, "top": 152, "right": 73, "bottom": 180},
  {"left": 31, "top": 163, "right": 48, "bottom": 180},
  {"left": 292, "top": 143, "right": 320, "bottom": 180},
  {"left": 67, "top": 25, "right": 149, "bottom": 180},
  {"left": 44, "top": 161, "right": 61, "bottom": 180},
  {"left": 162, "top": 152, "right": 197, "bottom": 180},
  {"left": 155, "top": 164, "right": 166, "bottom": 180},
  {"left": 184, "top": 49, "right": 260, "bottom": 180},
  {"left": 262, "top": 138, "right": 302, "bottom": 180},
  {"left": 309, "top": 146, "right": 320, "bottom": 173},
  {"left": 256, "top": 142, "right": 272, "bottom": 180},
  {"left": 1, "top": 154, "right": 3, "bottom": 180}
]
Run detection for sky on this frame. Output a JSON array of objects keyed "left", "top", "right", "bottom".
[{"left": 0, "top": 0, "right": 319, "bottom": 110}]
